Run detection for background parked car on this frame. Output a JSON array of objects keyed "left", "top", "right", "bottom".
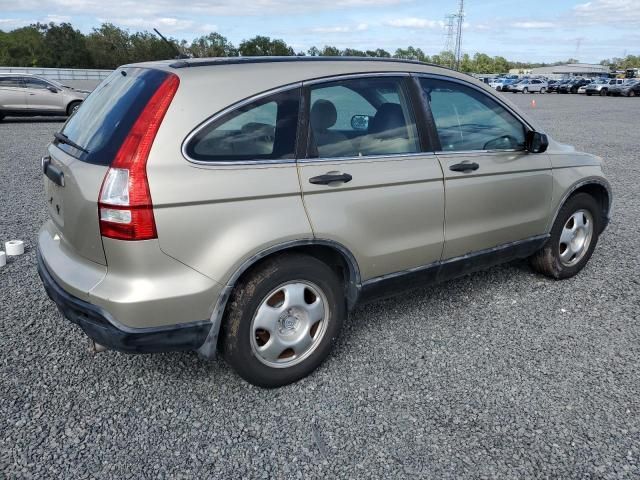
[
  {"left": 491, "top": 78, "right": 518, "bottom": 91},
  {"left": 0, "top": 73, "right": 89, "bottom": 120},
  {"left": 501, "top": 79, "right": 523, "bottom": 92},
  {"left": 512, "top": 79, "right": 548, "bottom": 93},
  {"left": 559, "top": 78, "right": 591, "bottom": 94},
  {"left": 548, "top": 79, "right": 570, "bottom": 93},
  {"left": 609, "top": 79, "right": 640, "bottom": 97},
  {"left": 585, "top": 78, "right": 625, "bottom": 96}
]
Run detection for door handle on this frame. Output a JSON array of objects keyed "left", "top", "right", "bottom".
[
  {"left": 309, "top": 173, "right": 353, "bottom": 185},
  {"left": 42, "top": 157, "right": 65, "bottom": 187},
  {"left": 449, "top": 162, "right": 479, "bottom": 172}
]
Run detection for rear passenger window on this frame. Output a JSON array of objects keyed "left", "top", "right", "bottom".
[
  {"left": 186, "top": 88, "right": 300, "bottom": 162},
  {"left": 421, "top": 78, "right": 526, "bottom": 152},
  {"left": 307, "top": 77, "right": 419, "bottom": 159}
]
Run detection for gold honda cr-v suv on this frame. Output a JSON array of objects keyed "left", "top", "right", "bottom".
[{"left": 37, "top": 57, "right": 612, "bottom": 387}]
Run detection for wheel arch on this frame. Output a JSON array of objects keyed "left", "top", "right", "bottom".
[
  {"left": 549, "top": 178, "right": 612, "bottom": 234},
  {"left": 196, "top": 239, "right": 361, "bottom": 358}
]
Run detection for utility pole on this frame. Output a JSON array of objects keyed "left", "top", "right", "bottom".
[
  {"left": 453, "top": 0, "right": 465, "bottom": 71},
  {"left": 443, "top": 14, "right": 457, "bottom": 68}
]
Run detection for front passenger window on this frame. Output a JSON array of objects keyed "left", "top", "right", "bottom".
[
  {"left": 420, "top": 78, "right": 526, "bottom": 152},
  {"left": 308, "top": 77, "right": 419, "bottom": 158}
]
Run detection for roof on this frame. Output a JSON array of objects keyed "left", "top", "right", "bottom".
[{"left": 530, "top": 63, "right": 610, "bottom": 75}]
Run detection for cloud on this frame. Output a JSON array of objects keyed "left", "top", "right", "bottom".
[
  {"left": 0, "top": 0, "right": 407, "bottom": 18},
  {"left": 385, "top": 17, "right": 441, "bottom": 29},
  {"left": 573, "top": 0, "right": 640, "bottom": 25},
  {"left": 512, "top": 21, "right": 558, "bottom": 29},
  {"left": 311, "top": 23, "right": 368, "bottom": 33}
]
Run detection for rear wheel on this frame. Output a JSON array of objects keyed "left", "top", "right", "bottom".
[
  {"left": 540, "top": 87, "right": 546, "bottom": 94},
  {"left": 221, "top": 253, "right": 345, "bottom": 388},
  {"left": 529, "top": 193, "right": 601, "bottom": 279},
  {"left": 599, "top": 89, "right": 607, "bottom": 97},
  {"left": 629, "top": 90, "right": 636, "bottom": 97},
  {"left": 66, "top": 101, "right": 82, "bottom": 116}
]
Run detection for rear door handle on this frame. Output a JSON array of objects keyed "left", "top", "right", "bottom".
[
  {"left": 449, "top": 162, "right": 479, "bottom": 172},
  {"left": 309, "top": 173, "right": 353, "bottom": 185}
]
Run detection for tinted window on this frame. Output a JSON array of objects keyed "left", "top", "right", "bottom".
[
  {"left": 0, "top": 76, "right": 23, "bottom": 88},
  {"left": 186, "top": 88, "right": 300, "bottom": 162},
  {"left": 25, "top": 78, "right": 51, "bottom": 90},
  {"left": 58, "top": 68, "right": 170, "bottom": 165},
  {"left": 421, "top": 78, "right": 526, "bottom": 152},
  {"left": 308, "top": 77, "right": 419, "bottom": 158}
]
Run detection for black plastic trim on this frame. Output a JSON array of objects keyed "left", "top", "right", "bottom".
[
  {"left": 37, "top": 249, "right": 211, "bottom": 354},
  {"left": 358, "top": 234, "right": 549, "bottom": 303}
]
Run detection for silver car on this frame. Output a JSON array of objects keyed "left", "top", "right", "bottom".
[
  {"left": 512, "top": 79, "right": 548, "bottom": 94},
  {"left": 37, "top": 57, "right": 612, "bottom": 387},
  {"left": 0, "top": 73, "right": 89, "bottom": 120}
]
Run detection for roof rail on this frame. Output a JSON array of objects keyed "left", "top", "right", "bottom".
[{"left": 169, "top": 56, "right": 451, "bottom": 71}]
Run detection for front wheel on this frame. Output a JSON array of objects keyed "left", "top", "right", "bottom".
[
  {"left": 540, "top": 87, "right": 546, "bottom": 94},
  {"left": 221, "top": 253, "right": 345, "bottom": 388},
  {"left": 529, "top": 193, "right": 601, "bottom": 279},
  {"left": 599, "top": 89, "right": 607, "bottom": 97},
  {"left": 523, "top": 87, "right": 529, "bottom": 94},
  {"left": 629, "top": 90, "right": 636, "bottom": 97}
]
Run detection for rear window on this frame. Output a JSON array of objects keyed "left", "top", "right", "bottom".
[{"left": 56, "top": 67, "right": 170, "bottom": 165}]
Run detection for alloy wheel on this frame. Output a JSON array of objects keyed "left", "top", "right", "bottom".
[
  {"left": 558, "top": 209, "right": 594, "bottom": 267},
  {"left": 250, "top": 281, "right": 329, "bottom": 368}
]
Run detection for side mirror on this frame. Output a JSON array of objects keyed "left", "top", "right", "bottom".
[
  {"left": 526, "top": 130, "right": 549, "bottom": 154},
  {"left": 351, "top": 115, "right": 369, "bottom": 131},
  {"left": 47, "top": 86, "right": 59, "bottom": 93}
]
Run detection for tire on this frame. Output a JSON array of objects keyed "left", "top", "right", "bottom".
[
  {"left": 540, "top": 87, "right": 546, "bottom": 94},
  {"left": 220, "top": 253, "right": 346, "bottom": 388},
  {"left": 0, "top": 113, "right": 4, "bottom": 122},
  {"left": 629, "top": 90, "right": 636, "bottom": 97},
  {"left": 66, "top": 101, "right": 82, "bottom": 116},
  {"left": 599, "top": 89, "right": 607, "bottom": 97},
  {"left": 523, "top": 87, "right": 529, "bottom": 94},
  {"left": 586, "top": 93, "right": 592, "bottom": 96},
  {"left": 529, "top": 193, "right": 601, "bottom": 279}
]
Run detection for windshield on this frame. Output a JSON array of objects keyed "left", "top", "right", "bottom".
[{"left": 56, "top": 67, "right": 170, "bottom": 165}]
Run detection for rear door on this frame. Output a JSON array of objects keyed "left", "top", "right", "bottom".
[
  {"left": 45, "top": 67, "right": 172, "bottom": 265},
  {"left": 298, "top": 75, "right": 444, "bottom": 281},
  {"left": 24, "top": 77, "right": 65, "bottom": 112},
  {"left": 0, "top": 76, "right": 27, "bottom": 111},
  {"left": 419, "top": 76, "right": 552, "bottom": 260}
]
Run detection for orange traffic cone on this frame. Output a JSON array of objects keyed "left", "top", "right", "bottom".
[{"left": 531, "top": 99, "right": 537, "bottom": 108}]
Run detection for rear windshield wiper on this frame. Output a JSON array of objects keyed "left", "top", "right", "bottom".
[{"left": 54, "top": 132, "right": 89, "bottom": 154}]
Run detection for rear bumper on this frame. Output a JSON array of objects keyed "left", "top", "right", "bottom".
[{"left": 37, "top": 249, "right": 211, "bottom": 354}]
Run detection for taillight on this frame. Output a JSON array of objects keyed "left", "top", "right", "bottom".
[{"left": 98, "top": 74, "right": 179, "bottom": 241}]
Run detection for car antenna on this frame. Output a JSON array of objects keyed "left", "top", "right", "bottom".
[{"left": 153, "top": 28, "right": 190, "bottom": 59}]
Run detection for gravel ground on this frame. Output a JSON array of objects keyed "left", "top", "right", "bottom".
[{"left": 1, "top": 94, "right": 639, "bottom": 479}]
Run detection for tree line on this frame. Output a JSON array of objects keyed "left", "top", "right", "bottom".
[{"left": 1, "top": 22, "right": 638, "bottom": 74}]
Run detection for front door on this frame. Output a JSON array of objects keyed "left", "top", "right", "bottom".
[
  {"left": 419, "top": 77, "right": 552, "bottom": 260},
  {"left": 24, "top": 77, "right": 65, "bottom": 113},
  {"left": 298, "top": 75, "right": 444, "bottom": 281}
]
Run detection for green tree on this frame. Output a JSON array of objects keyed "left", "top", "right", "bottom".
[
  {"left": 42, "top": 22, "right": 92, "bottom": 67},
  {"left": 190, "top": 32, "right": 237, "bottom": 58},
  {"left": 0, "top": 25, "right": 45, "bottom": 66},
  {"left": 320, "top": 45, "right": 341, "bottom": 56},
  {"left": 86, "top": 23, "right": 131, "bottom": 68},
  {"left": 238, "top": 36, "right": 294, "bottom": 56}
]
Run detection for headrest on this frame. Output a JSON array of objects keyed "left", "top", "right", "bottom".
[
  {"left": 310, "top": 99, "right": 338, "bottom": 131},
  {"left": 369, "top": 103, "right": 407, "bottom": 139}
]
